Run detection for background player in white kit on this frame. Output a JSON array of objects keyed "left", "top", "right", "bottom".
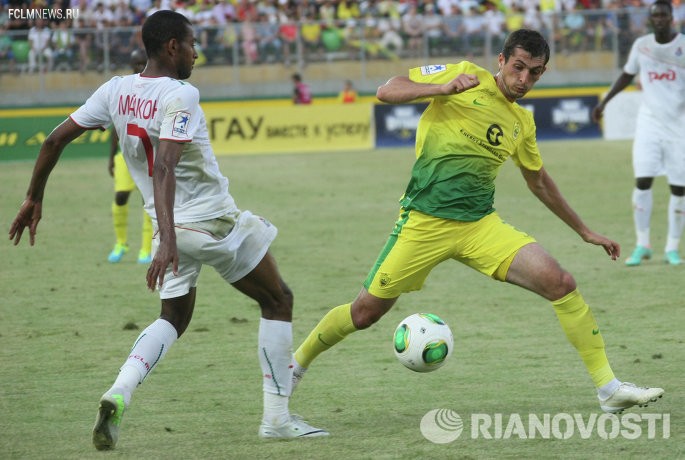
[
  {"left": 593, "top": 0, "right": 685, "bottom": 267},
  {"left": 9, "top": 10, "right": 327, "bottom": 451}
]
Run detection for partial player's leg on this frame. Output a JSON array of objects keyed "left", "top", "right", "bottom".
[
  {"left": 505, "top": 242, "right": 663, "bottom": 413},
  {"left": 93, "top": 291, "right": 194, "bottom": 450},
  {"left": 665, "top": 173, "right": 685, "bottom": 264},
  {"left": 138, "top": 209, "right": 153, "bottom": 264},
  {"left": 293, "top": 209, "right": 444, "bottom": 390},
  {"left": 626, "top": 129, "right": 661, "bottom": 266},
  {"left": 293, "top": 291, "right": 397, "bottom": 388},
  {"left": 108, "top": 153, "right": 136, "bottom": 263},
  {"left": 108, "top": 190, "right": 131, "bottom": 262},
  {"left": 626, "top": 178, "right": 654, "bottom": 266},
  {"left": 231, "top": 251, "right": 328, "bottom": 438}
]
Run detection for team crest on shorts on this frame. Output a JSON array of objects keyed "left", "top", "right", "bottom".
[
  {"left": 172, "top": 111, "right": 191, "bottom": 137},
  {"left": 379, "top": 272, "right": 391, "bottom": 287},
  {"left": 420, "top": 64, "right": 446, "bottom": 75}
]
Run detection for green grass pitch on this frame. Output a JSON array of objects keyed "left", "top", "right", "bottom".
[{"left": 0, "top": 139, "right": 682, "bottom": 459}]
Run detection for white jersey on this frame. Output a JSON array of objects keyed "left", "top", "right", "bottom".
[
  {"left": 71, "top": 74, "right": 236, "bottom": 224},
  {"left": 624, "top": 33, "right": 685, "bottom": 138}
]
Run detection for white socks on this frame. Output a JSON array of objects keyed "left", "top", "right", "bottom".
[
  {"left": 667, "top": 194, "right": 685, "bottom": 252},
  {"left": 632, "top": 188, "right": 652, "bottom": 248},
  {"left": 110, "top": 318, "right": 178, "bottom": 404},
  {"left": 632, "top": 189, "right": 685, "bottom": 252},
  {"left": 107, "top": 317, "right": 294, "bottom": 426},
  {"left": 258, "top": 318, "right": 293, "bottom": 425}
]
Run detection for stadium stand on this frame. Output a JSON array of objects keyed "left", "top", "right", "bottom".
[{"left": 0, "top": 0, "right": 672, "bottom": 105}]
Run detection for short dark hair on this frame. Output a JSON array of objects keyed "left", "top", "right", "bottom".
[
  {"left": 142, "top": 10, "right": 192, "bottom": 58},
  {"left": 502, "top": 29, "right": 550, "bottom": 65},
  {"left": 650, "top": 0, "right": 673, "bottom": 14}
]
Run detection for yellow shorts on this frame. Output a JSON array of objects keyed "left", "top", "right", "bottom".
[
  {"left": 364, "top": 209, "right": 536, "bottom": 299},
  {"left": 113, "top": 152, "right": 136, "bottom": 193}
]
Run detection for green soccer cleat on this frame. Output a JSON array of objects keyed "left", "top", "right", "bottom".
[
  {"left": 107, "top": 243, "right": 129, "bottom": 263},
  {"left": 599, "top": 382, "right": 664, "bottom": 414},
  {"left": 625, "top": 246, "right": 652, "bottom": 267},
  {"left": 664, "top": 250, "right": 682, "bottom": 266},
  {"left": 92, "top": 391, "right": 126, "bottom": 450},
  {"left": 137, "top": 250, "right": 152, "bottom": 264}
]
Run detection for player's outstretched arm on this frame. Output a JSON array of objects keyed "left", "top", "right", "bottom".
[
  {"left": 9, "top": 118, "right": 86, "bottom": 246},
  {"left": 520, "top": 166, "right": 620, "bottom": 260},
  {"left": 376, "top": 74, "right": 479, "bottom": 104},
  {"left": 591, "top": 72, "right": 634, "bottom": 123}
]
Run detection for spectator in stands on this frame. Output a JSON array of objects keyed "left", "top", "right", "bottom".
[
  {"left": 523, "top": 3, "right": 544, "bottom": 31},
  {"left": 401, "top": 3, "right": 424, "bottom": 57},
  {"left": 318, "top": 0, "right": 337, "bottom": 27},
  {"left": 422, "top": 3, "right": 444, "bottom": 56},
  {"left": 505, "top": 2, "right": 526, "bottom": 33},
  {"left": 211, "top": 0, "right": 236, "bottom": 24},
  {"left": 436, "top": 0, "right": 458, "bottom": 16},
  {"left": 377, "top": 11, "right": 404, "bottom": 55},
  {"left": 462, "top": 5, "right": 486, "bottom": 57},
  {"left": 301, "top": 12, "right": 323, "bottom": 61},
  {"left": 442, "top": 3, "right": 464, "bottom": 54},
  {"left": 28, "top": 18, "right": 53, "bottom": 73},
  {"left": 111, "top": 0, "right": 135, "bottom": 26},
  {"left": 627, "top": 0, "right": 649, "bottom": 37},
  {"left": 236, "top": 0, "right": 257, "bottom": 22},
  {"left": 0, "top": 22, "right": 16, "bottom": 73},
  {"left": 130, "top": 0, "right": 153, "bottom": 24},
  {"left": 240, "top": 9, "right": 259, "bottom": 64},
  {"left": 278, "top": 9, "right": 298, "bottom": 66},
  {"left": 51, "top": 19, "right": 75, "bottom": 71},
  {"left": 297, "top": 0, "right": 319, "bottom": 21},
  {"left": 338, "top": 79, "right": 357, "bottom": 103},
  {"left": 337, "top": 0, "right": 361, "bottom": 21},
  {"left": 196, "top": 12, "right": 224, "bottom": 64},
  {"left": 292, "top": 72, "right": 312, "bottom": 104},
  {"left": 173, "top": 0, "right": 195, "bottom": 21},
  {"left": 484, "top": 1, "right": 506, "bottom": 52},
  {"left": 256, "top": 11, "right": 282, "bottom": 64},
  {"left": 560, "top": 4, "right": 588, "bottom": 53}
]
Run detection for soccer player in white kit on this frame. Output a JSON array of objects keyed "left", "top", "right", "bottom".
[
  {"left": 593, "top": 0, "right": 685, "bottom": 267},
  {"left": 9, "top": 10, "right": 327, "bottom": 450}
]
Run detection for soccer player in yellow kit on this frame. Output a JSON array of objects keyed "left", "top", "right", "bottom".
[
  {"left": 293, "top": 29, "right": 663, "bottom": 416},
  {"left": 107, "top": 48, "right": 153, "bottom": 264}
]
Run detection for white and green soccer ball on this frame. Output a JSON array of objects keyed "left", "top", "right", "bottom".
[{"left": 393, "top": 313, "right": 453, "bottom": 373}]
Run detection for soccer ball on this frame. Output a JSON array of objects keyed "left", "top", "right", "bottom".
[{"left": 393, "top": 313, "right": 453, "bottom": 373}]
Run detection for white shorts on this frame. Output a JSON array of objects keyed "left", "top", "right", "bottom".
[
  {"left": 152, "top": 210, "right": 277, "bottom": 299},
  {"left": 633, "top": 124, "right": 685, "bottom": 185}
]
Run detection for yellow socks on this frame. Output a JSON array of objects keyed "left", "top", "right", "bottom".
[
  {"left": 141, "top": 211, "right": 152, "bottom": 255},
  {"left": 112, "top": 201, "right": 129, "bottom": 245},
  {"left": 294, "top": 303, "right": 357, "bottom": 368},
  {"left": 552, "top": 289, "right": 615, "bottom": 388}
]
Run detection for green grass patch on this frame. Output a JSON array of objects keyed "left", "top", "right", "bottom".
[{"left": 1, "top": 140, "right": 682, "bottom": 459}]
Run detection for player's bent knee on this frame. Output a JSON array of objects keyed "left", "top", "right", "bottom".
[
  {"left": 114, "top": 191, "right": 130, "bottom": 206},
  {"left": 549, "top": 271, "right": 577, "bottom": 300},
  {"left": 350, "top": 302, "right": 386, "bottom": 330},
  {"left": 259, "top": 293, "right": 293, "bottom": 320},
  {"left": 635, "top": 177, "right": 653, "bottom": 190}
]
